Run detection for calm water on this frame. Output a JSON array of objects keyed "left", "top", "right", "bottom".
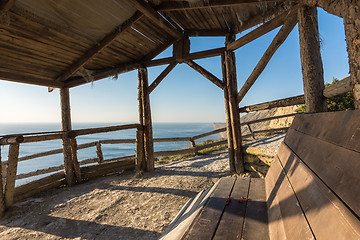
[{"left": 0, "top": 123, "right": 218, "bottom": 185}]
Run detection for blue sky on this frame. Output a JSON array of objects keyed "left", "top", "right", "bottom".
[{"left": 0, "top": 9, "right": 349, "bottom": 124}]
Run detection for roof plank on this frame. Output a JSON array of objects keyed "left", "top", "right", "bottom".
[{"left": 56, "top": 11, "right": 143, "bottom": 82}]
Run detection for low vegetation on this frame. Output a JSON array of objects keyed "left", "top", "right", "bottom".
[{"left": 296, "top": 78, "right": 355, "bottom": 112}]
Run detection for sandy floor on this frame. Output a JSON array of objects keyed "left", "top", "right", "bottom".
[{"left": 0, "top": 134, "right": 285, "bottom": 240}]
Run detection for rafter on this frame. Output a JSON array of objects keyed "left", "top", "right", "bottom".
[
  {"left": 185, "top": 60, "right": 224, "bottom": 89},
  {"left": 56, "top": 11, "right": 143, "bottom": 82},
  {"left": 65, "top": 46, "right": 225, "bottom": 88},
  {"left": 237, "top": 15, "right": 298, "bottom": 103},
  {"left": 0, "top": 72, "right": 64, "bottom": 88},
  {"left": 227, "top": 7, "right": 297, "bottom": 51},
  {"left": 148, "top": 62, "right": 177, "bottom": 94},
  {"left": 128, "top": 0, "right": 183, "bottom": 39},
  {"left": 0, "top": 0, "right": 15, "bottom": 17},
  {"left": 156, "top": 0, "right": 286, "bottom": 11}
]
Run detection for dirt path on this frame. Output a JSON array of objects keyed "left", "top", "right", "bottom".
[{"left": 0, "top": 133, "right": 285, "bottom": 240}]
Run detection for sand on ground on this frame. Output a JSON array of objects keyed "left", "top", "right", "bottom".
[{"left": 0, "top": 134, "right": 285, "bottom": 240}]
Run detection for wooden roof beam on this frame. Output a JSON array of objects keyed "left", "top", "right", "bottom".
[
  {"left": 0, "top": 72, "right": 64, "bottom": 88},
  {"left": 128, "top": 0, "right": 183, "bottom": 39},
  {"left": 237, "top": 15, "right": 298, "bottom": 104},
  {"left": 156, "top": 0, "right": 288, "bottom": 11},
  {"left": 227, "top": 7, "right": 298, "bottom": 51},
  {"left": 0, "top": 0, "right": 15, "bottom": 17},
  {"left": 148, "top": 62, "right": 178, "bottom": 94},
  {"left": 185, "top": 60, "right": 224, "bottom": 89},
  {"left": 55, "top": 11, "right": 143, "bottom": 82},
  {"left": 65, "top": 46, "right": 225, "bottom": 88}
]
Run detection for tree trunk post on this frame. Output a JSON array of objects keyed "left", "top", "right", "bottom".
[
  {"left": 221, "top": 53, "right": 235, "bottom": 172},
  {"left": 138, "top": 67, "right": 154, "bottom": 172},
  {"left": 224, "top": 34, "right": 245, "bottom": 174},
  {"left": 4, "top": 143, "right": 19, "bottom": 209},
  {"left": 60, "top": 87, "right": 75, "bottom": 186},
  {"left": 343, "top": 0, "right": 360, "bottom": 108},
  {"left": 0, "top": 147, "right": 4, "bottom": 216},
  {"left": 298, "top": 2, "right": 327, "bottom": 113}
]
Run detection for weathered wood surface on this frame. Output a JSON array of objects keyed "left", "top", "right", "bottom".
[
  {"left": 68, "top": 123, "right": 140, "bottom": 137},
  {"left": 148, "top": 62, "right": 177, "bottom": 94},
  {"left": 95, "top": 142, "right": 104, "bottom": 163},
  {"left": 227, "top": 7, "right": 297, "bottom": 51},
  {"left": 277, "top": 142, "right": 360, "bottom": 239},
  {"left": 213, "top": 178, "right": 250, "bottom": 240},
  {"left": 0, "top": 135, "right": 24, "bottom": 145},
  {"left": 4, "top": 143, "right": 19, "bottom": 208},
  {"left": 183, "top": 177, "right": 236, "bottom": 240},
  {"left": 81, "top": 159, "right": 135, "bottom": 180},
  {"left": 14, "top": 172, "right": 66, "bottom": 203},
  {"left": 285, "top": 112, "right": 360, "bottom": 217},
  {"left": 70, "top": 138, "right": 82, "bottom": 183},
  {"left": 225, "top": 34, "right": 244, "bottom": 174},
  {"left": 0, "top": 148, "right": 4, "bottom": 216},
  {"left": 242, "top": 178, "right": 269, "bottom": 240},
  {"left": 323, "top": 75, "right": 352, "bottom": 98},
  {"left": 56, "top": 11, "right": 143, "bottom": 82},
  {"left": 343, "top": 0, "right": 360, "bottom": 108},
  {"left": 239, "top": 95, "right": 305, "bottom": 113},
  {"left": 265, "top": 158, "right": 314, "bottom": 240},
  {"left": 60, "top": 87, "right": 75, "bottom": 186},
  {"left": 185, "top": 59, "right": 224, "bottom": 89},
  {"left": 289, "top": 110, "right": 360, "bottom": 153},
  {"left": 222, "top": 53, "right": 235, "bottom": 172},
  {"left": 237, "top": 16, "right": 298, "bottom": 104},
  {"left": 298, "top": 3, "right": 326, "bottom": 113},
  {"left": 138, "top": 67, "right": 154, "bottom": 172}
]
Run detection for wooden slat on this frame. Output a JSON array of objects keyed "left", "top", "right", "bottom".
[
  {"left": 213, "top": 178, "right": 251, "bottom": 240},
  {"left": 129, "top": 0, "right": 182, "bottom": 39},
  {"left": 289, "top": 110, "right": 360, "bottom": 153},
  {"left": 56, "top": 11, "right": 143, "bottom": 82},
  {"left": 239, "top": 95, "right": 305, "bottom": 113},
  {"left": 277, "top": 142, "right": 360, "bottom": 239},
  {"left": 323, "top": 76, "right": 352, "bottom": 98},
  {"left": 183, "top": 177, "right": 236, "bottom": 240},
  {"left": 242, "top": 178, "right": 269, "bottom": 240},
  {"left": 266, "top": 158, "right": 314, "bottom": 240},
  {"left": 284, "top": 128, "right": 360, "bottom": 218}
]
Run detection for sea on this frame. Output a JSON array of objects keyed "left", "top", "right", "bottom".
[{"left": 0, "top": 123, "right": 219, "bottom": 185}]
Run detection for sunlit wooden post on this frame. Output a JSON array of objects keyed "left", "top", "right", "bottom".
[
  {"left": 298, "top": 1, "right": 327, "bottom": 113},
  {"left": 138, "top": 67, "right": 154, "bottom": 171},
  {"left": 60, "top": 87, "right": 76, "bottom": 186},
  {"left": 4, "top": 143, "right": 19, "bottom": 208},
  {"left": 343, "top": 0, "right": 360, "bottom": 109},
  {"left": 224, "top": 34, "right": 245, "bottom": 174},
  {"left": 0, "top": 147, "right": 4, "bottom": 216},
  {"left": 221, "top": 53, "right": 235, "bottom": 172}
]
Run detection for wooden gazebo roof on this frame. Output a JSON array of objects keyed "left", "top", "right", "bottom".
[{"left": 0, "top": 0, "right": 294, "bottom": 88}]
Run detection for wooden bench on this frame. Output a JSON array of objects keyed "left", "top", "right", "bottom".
[{"left": 160, "top": 110, "right": 360, "bottom": 239}]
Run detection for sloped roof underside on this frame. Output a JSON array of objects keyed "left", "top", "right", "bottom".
[{"left": 0, "top": 0, "right": 294, "bottom": 88}]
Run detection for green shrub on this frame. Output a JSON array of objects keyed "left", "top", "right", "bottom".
[{"left": 296, "top": 78, "right": 355, "bottom": 113}]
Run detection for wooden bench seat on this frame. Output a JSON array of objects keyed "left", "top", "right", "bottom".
[{"left": 161, "top": 110, "right": 360, "bottom": 240}]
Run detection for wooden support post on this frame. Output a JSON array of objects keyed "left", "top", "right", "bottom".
[
  {"left": 148, "top": 62, "right": 177, "bottom": 94},
  {"left": 298, "top": 2, "right": 327, "bottom": 113},
  {"left": 138, "top": 67, "right": 154, "bottom": 171},
  {"left": 343, "top": 0, "right": 360, "bottom": 109},
  {"left": 70, "top": 138, "right": 81, "bottom": 183},
  {"left": 60, "top": 87, "right": 75, "bottom": 186},
  {"left": 247, "top": 124, "right": 256, "bottom": 140},
  {"left": 4, "top": 143, "right": 19, "bottom": 208},
  {"left": 136, "top": 129, "right": 145, "bottom": 170},
  {"left": 224, "top": 34, "right": 244, "bottom": 174},
  {"left": 0, "top": 147, "right": 5, "bottom": 216},
  {"left": 96, "top": 141, "right": 104, "bottom": 164},
  {"left": 190, "top": 139, "right": 199, "bottom": 155},
  {"left": 221, "top": 54, "right": 235, "bottom": 172}
]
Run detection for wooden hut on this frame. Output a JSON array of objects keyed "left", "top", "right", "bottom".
[{"left": 0, "top": 0, "right": 359, "bottom": 218}]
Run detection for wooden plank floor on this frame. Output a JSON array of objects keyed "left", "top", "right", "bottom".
[{"left": 183, "top": 177, "right": 269, "bottom": 240}]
